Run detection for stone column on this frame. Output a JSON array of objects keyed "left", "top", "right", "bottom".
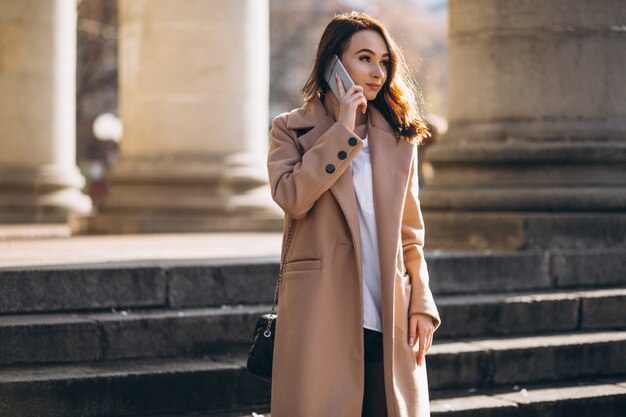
[
  {"left": 90, "top": 0, "right": 281, "bottom": 233},
  {"left": 421, "top": 0, "right": 626, "bottom": 250},
  {"left": 0, "top": 0, "right": 92, "bottom": 223}
]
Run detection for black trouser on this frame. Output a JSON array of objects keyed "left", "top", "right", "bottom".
[{"left": 362, "top": 327, "right": 388, "bottom": 417}]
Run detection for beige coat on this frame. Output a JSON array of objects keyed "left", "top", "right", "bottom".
[{"left": 267, "top": 97, "right": 441, "bottom": 417}]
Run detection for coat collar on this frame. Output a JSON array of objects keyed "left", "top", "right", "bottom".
[
  {"left": 287, "top": 96, "right": 399, "bottom": 157},
  {"left": 286, "top": 96, "right": 396, "bottom": 134}
]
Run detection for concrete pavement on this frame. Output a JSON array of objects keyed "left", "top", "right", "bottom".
[{"left": 0, "top": 225, "right": 282, "bottom": 268}]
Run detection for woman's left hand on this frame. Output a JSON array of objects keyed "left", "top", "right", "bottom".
[{"left": 408, "top": 313, "right": 435, "bottom": 366}]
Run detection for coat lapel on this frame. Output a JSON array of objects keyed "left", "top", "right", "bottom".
[
  {"left": 329, "top": 167, "right": 363, "bottom": 277},
  {"left": 368, "top": 107, "right": 414, "bottom": 320},
  {"left": 368, "top": 107, "right": 414, "bottom": 417}
]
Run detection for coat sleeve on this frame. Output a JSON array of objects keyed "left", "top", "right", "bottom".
[
  {"left": 401, "top": 145, "right": 441, "bottom": 331},
  {"left": 267, "top": 112, "right": 364, "bottom": 219}
]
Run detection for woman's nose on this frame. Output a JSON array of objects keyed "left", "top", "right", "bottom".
[{"left": 373, "top": 65, "right": 384, "bottom": 79}]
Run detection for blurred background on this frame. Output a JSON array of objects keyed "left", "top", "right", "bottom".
[{"left": 75, "top": 0, "right": 447, "bottom": 205}]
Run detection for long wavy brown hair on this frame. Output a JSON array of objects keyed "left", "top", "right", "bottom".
[{"left": 302, "top": 12, "right": 430, "bottom": 144}]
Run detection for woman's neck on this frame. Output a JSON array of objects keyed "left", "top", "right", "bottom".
[{"left": 322, "top": 91, "right": 368, "bottom": 128}]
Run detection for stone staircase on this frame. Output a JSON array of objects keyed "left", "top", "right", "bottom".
[{"left": 0, "top": 249, "right": 625, "bottom": 417}]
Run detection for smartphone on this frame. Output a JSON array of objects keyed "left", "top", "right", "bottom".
[{"left": 324, "top": 54, "right": 356, "bottom": 99}]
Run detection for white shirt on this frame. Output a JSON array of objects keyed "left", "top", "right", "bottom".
[{"left": 350, "top": 133, "right": 383, "bottom": 332}]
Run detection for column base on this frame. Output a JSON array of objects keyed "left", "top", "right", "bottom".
[
  {"left": 422, "top": 211, "right": 626, "bottom": 251},
  {"left": 421, "top": 138, "right": 626, "bottom": 250},
  {"left": 83, "top": 209, "right": 283, "bottom": 234},
  {"left": 84, "top": 156, "right": 284, "bottom": 234},
  {"left": 0, "top": 165, "right": 92, "bottom": 223}
]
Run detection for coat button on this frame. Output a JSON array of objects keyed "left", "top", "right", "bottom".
[
  {"left": 325, "top": 164, "right": 336, "bottom": 173},
  {"left": 337, "top": 150, "right": 347, "bottom": 160},
  {"left": 348, "top": 137, "right": 358, "bottom": 146}
]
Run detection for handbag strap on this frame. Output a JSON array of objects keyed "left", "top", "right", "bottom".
[{"left": 264, "top": 217, "right": 294, "bottom": 336}]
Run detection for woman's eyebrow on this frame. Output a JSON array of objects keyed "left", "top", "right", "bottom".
[{"left": 355, "top": 48, "right": 390, "bottom": 57}]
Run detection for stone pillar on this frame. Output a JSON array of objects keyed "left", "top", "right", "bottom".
[
  {"left": 421, "top": 0, "right": 626, "bottom": 250},
  {"left": 0, "top": 0, "right": 92, "bottom": 223},
  {"left": 89, "top": 0, "right": 282, "bottom": 233}
]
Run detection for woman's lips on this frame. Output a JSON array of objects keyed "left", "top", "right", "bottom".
[{"left": 366, "top": 83, "right": 381, "bottom": 90}]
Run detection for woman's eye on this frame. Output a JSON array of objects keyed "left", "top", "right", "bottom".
[
  {"left": 359, "top": 56, "right": 371, "bottom": 62},
  {"left": 381, "top": 61, "right": 389, "bottom": 67}
]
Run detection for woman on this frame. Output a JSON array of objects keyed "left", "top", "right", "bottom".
[{"left": 267, "top": 12, "right": 441, "bottom": 417}]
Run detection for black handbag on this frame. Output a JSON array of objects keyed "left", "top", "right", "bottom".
[{"left": 247, "top": 219, "right": 294, "bottom": 382}]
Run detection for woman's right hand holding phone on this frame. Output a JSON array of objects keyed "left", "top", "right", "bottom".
[{"left": 336, "top": 73, "right": 367, "bottom": 132}]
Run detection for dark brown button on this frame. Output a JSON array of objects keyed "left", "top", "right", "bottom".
[
  {"left": 348, "top": 137, "right": 358, "bottom": 146},
  {"left": 325, "top": 164, "right": 335, "bottom": 173},
  {"left": 338, "top": 151, "right": 347, "bottom": 160}
]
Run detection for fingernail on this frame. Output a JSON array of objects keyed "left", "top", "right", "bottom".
[{"left": 409, "top": 337, "right": 414, "bottom": 346}]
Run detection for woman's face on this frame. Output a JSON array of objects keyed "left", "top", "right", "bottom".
[{"left": 340, "top": 29, "right": 390, "bottom": 101}]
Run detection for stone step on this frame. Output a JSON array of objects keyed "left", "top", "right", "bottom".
[
  {"left": 141, "top": 410, "right": 270, "bottom": 417},
  {"left": 2, "top": 287, "right": 625, "bottom": 367},
  {"left": 430, "top": 377, "right": 626, "bottom": 416},
  {"left": 0, "top": 259, "right": 279, "bottom": 314},
  {"left": 436, "top": 287, "right": 626, "bottom": 339},
  {"left": 1, "top": 248, "right": 624, "bottom": 314},
  {"left": 1, "top": 330, "right": 624, "bottom": 413},
  {"left": 0, "top": 352, "right": 270, "bottom": 417},
  {"left": 0, "top": 305, "right": 268, "bottom": 366},
  {"left": 140, "top": 378, "right": 626, "bottom": 417},
  {"left": 428, "top": 330, "right": 626, "bottom": 390}
]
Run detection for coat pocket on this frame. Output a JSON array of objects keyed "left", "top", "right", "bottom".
[{"left": 283, "top": 258, "right": 322, "bottom": 273}]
